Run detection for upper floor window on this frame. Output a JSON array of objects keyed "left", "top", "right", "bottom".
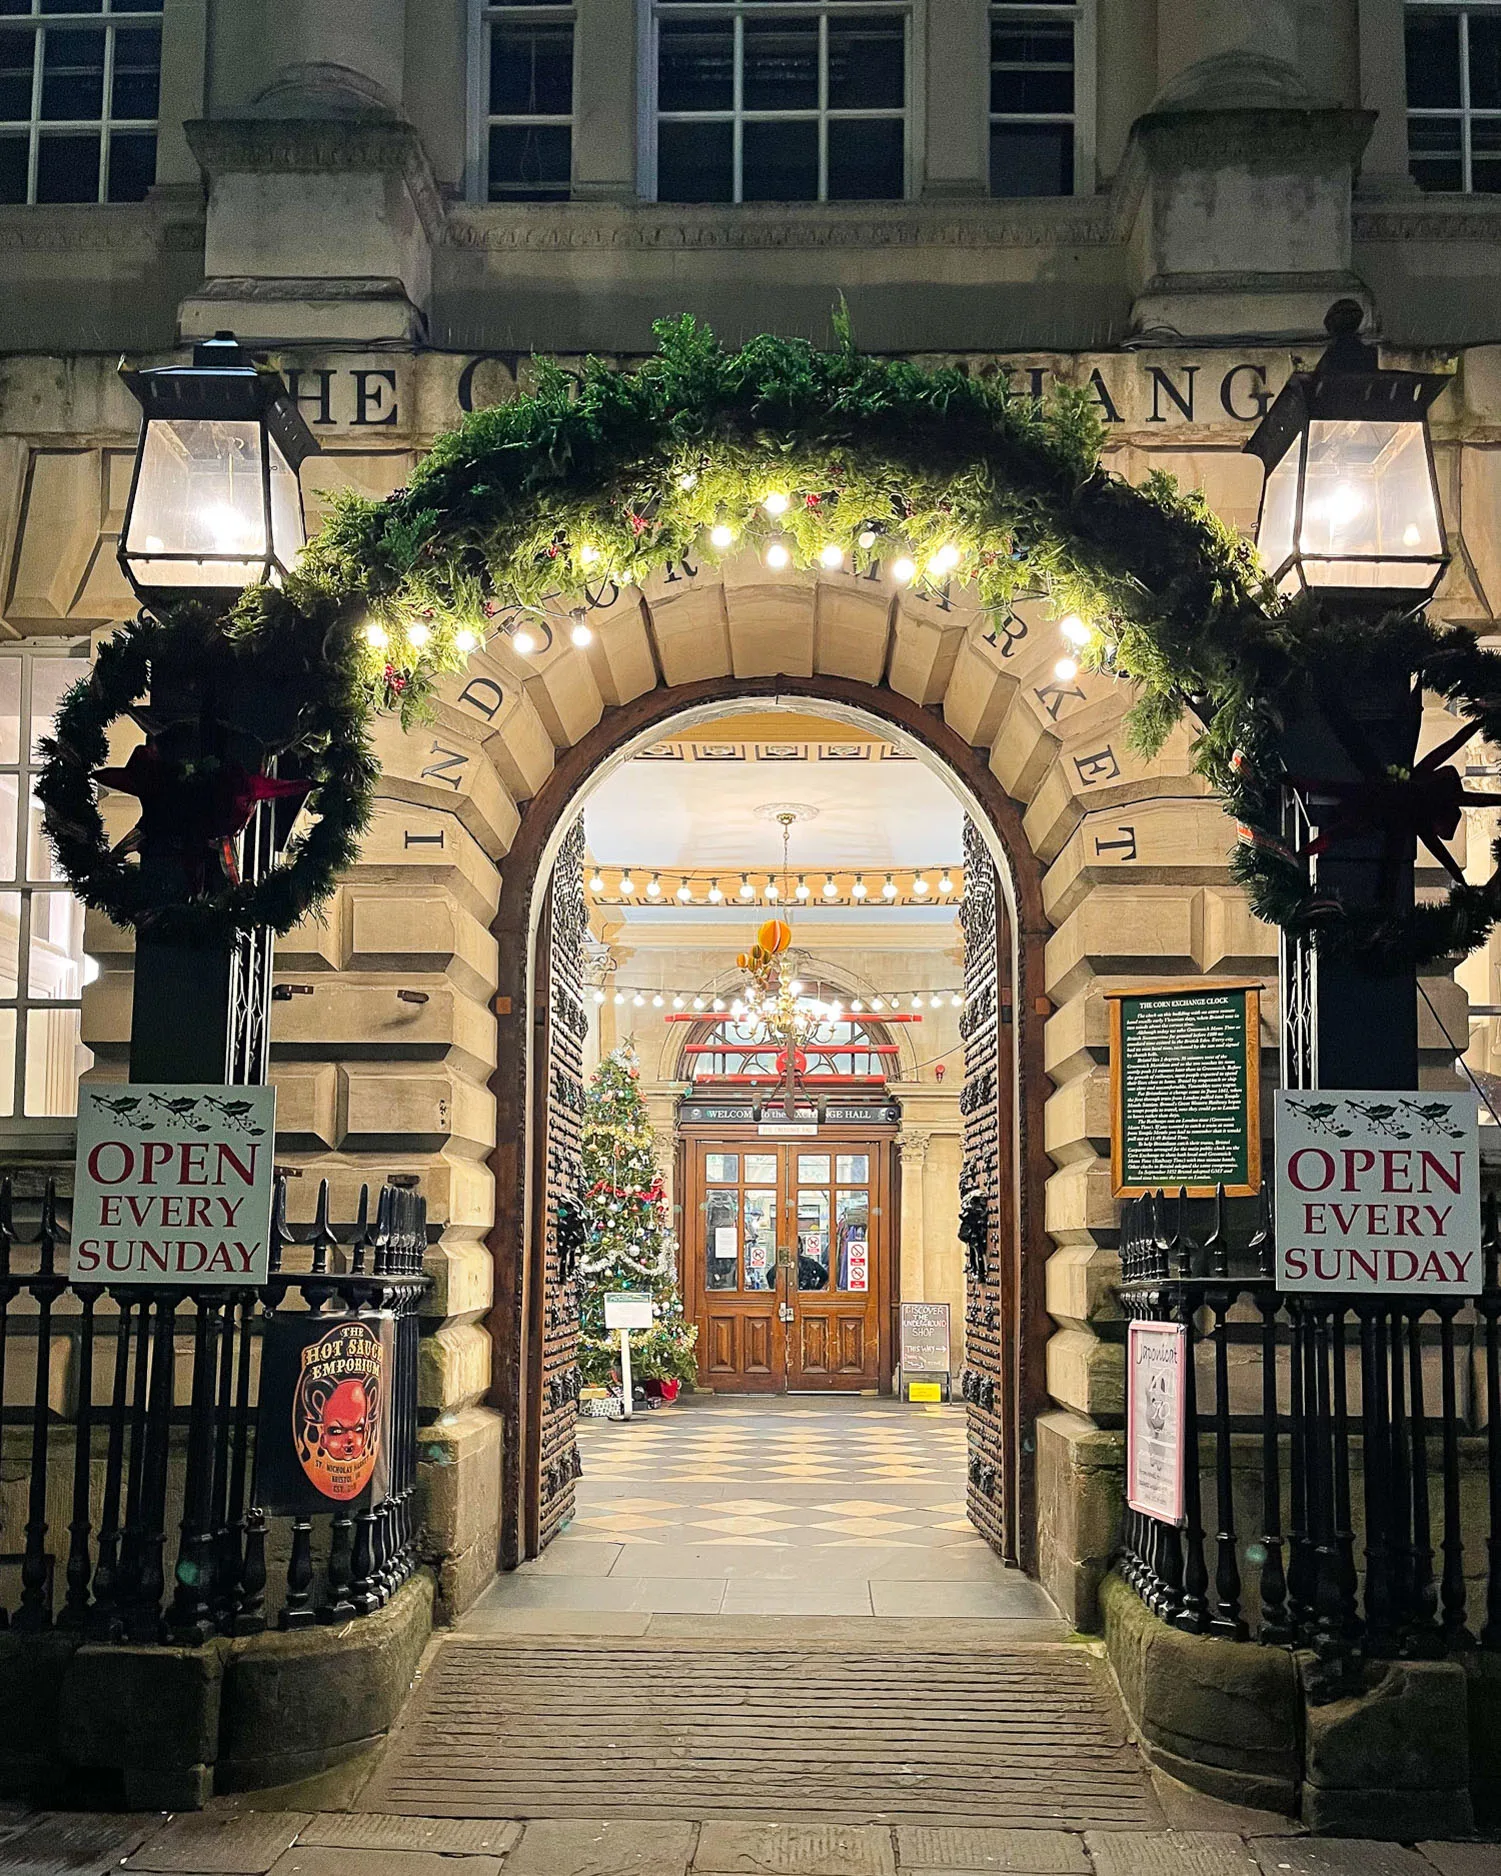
[
  {"left": 0, "top": 1, "right": 159, "bottom": 206},
  {"left": 989, "top": 0, "right": 1084, "bottom": 195},
  {"left": 1406, "top": 4, "right": 1501, "bottom": 190},
  {"left": 648, "top": 1, "right": 910, "bottom": 203},
  {"left": 475, "top": 0, "right": 575, "bottom": 200},
  {"left": 0, "top": 647, "right": 93, "bottom": 1121}
]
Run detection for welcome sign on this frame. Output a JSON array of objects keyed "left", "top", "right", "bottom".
[
  {"left": 71, "top": 1084, "right": 277, "bottom": 1285},
  {"left": 1273, "top": 1090, "right": 1480, "bottom": 1296}
]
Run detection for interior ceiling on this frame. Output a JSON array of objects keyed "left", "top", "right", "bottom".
[{"left": 582, "top": 712, "right": 966, "bottom": 872}]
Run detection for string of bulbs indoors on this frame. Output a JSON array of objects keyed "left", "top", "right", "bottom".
[
  {"left": 355, "top": 483, "right": 1104, "bottom": 683},
  {"left": 585, "top": 866, "right": 964, "bottom": 904},
  {"left": 588, "top": 984, "right": 965, "bottom": 1013}
]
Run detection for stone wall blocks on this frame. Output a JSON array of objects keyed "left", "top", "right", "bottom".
[
  {"left": 886, "top": 601, "right": 966, "bottom": 706},
  {"left": 1045, "top": 1242, "right": 1124, "bottom": 1328},
  {"left": 989, "top": 687, "right": 1060, "bottom": 805},
  {"left": 270, "top": 980, "right": 497, "bottom": 1080},
  {"left": 1036, "top": 1410, "right": 1125, "bottom": 1630},
  {"left": 1043, "top": 1068, "right": 1111, "bottom": 1167},
  {"left": 420, "top": 1319, "right": 494, "bottom": 1415},
  {"left": 726, "top": 581, "right": 816, "bottom": 678},
  {"left": 1044, "top": 1158, "right": 1120, "bottom": 1243},
  {"left": 524, "top": 656, "right": 605, "bottom": 751},
  {"left": 421, "top": 1239, "right": 494, "bottom": 1321},
  {"left": 276, "top": 1152, "right": 489, "bottom": 1236},
  {"left": 940, "top": 634, "right": 1017, "bottom": 747},
  {"left": 812, "top": 580, "right": 891, "bottom": 685},
  {"left": 1047, "top": 1324, "right": 1123, "bottom": 1422},
  {"left": 649, "top": 583, "right": 734, "bottom": 686},
  {"left": 345, "top": 887, "right": 499, "bottom": 1003},
  {"left": 269, "top": 1063, "right": 339, "bottom": 1151},
  {"left": 342, "top": 1065, "right": 495, "bottom": 1156},
  {"left": 371, "top": 714, "right": 521, "bottom": 858},
  {"left": 1045, "top": 887, "right": 1202, "bottom": 1004},
  {"left": 347, "top": 804, "right": 501, "bottom": 926},
  {"left": 580, "top": 590, "right": 659, "bottom": 705},
  {"left": 435, "top": 670, "right": 556, "bottom": 804},
  {"left": 416, "top": 1404, "right": 503, "bottom": 1597}
]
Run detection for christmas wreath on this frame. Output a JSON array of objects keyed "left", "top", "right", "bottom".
[{"left": 36, "top": 600, "right": 376, "bottom": 944}]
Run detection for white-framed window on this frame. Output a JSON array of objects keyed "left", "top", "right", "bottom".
[
  {"left": 468, "top": 0, "right": 576, "bottom": 201},
  {"left": 0, "top": 646, "right": 94, "bottom": 1123},
  {"left": 989, "top": 0, "right": 1092, "bottom": 196},
  {"left": 0, "top": 1, "right": 160, "bottom": 206},
  {"left": 643, "top": 0, "right": 915, "bottom": 204},
  {"left": 1406, "top": 3, "right": 1501, "bottom": 190}
]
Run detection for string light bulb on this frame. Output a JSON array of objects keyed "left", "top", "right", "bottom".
[
  {"left": 677, "top": 877, "right": 693, "bottom": 902},
  {"left": 763, "top": 491, "right": 789, "bottom": 516},
  {"left": 570, "top": 618, "right": 594, "bottom": 648},
  {"left": 614, "top": 991, "right": 625, "bottom": 1005},
  {"left": 911, "top": 993, "right": 925, "bottom": 1009},
  {"left": 619, "top": 872, "right": 635, "bottom": 895},
  {"left": 693, "top": 996, "right": 706, "bottom": 1010},
  {"left": 633, "top": 992, "right": 645, "bottom": 1007},
  {"left": 708, "top": 879, "right": 723, "bottom": 903},
  {"left": 927, "top": 543, "right": 960, "bottom": 576},
  {"left": 913, "top": 874, "right": 930, "bottom": 896},
  {"left": 1059, "top": 613, "right": 1091, "bottom": 647},
  {"left": 765, "top": 878, "right": 780, "bottom": 900},
  {"left": 858, "top": 527, "right": 877, "bottom": 549},
  {"left": 589, "top": 871, "right": 605, "bottom": 894},
  {"left": 454, "top": 628, "right": 479, "bottom": 653},
  {"left": 1054, "top": 656, "right": 1079, "bottom": 681},
  {"left": 851, "top": 998, "right": 864, "bottom": 1013},
  {"left": 891, "top": 556, "right": 916, "bottom": 585},
  {"left": 852, "top": 876, "right": 868, "bottom": 899},
  {"left": 872, "top": 996, "right": 885, "bottom": 1011},
  {"left": 823, "top": 875, "right": 838, "bottom": 899},
  {"left": 765, "top": 540, "right": 790, "bottom": 569},
  {"left": 950, "top": 992, "right": 963, "bottom": 1008},
  {"left": 363, "top": 622, "right": 389, "bottom": 650},
  {"left": 512, "top": 627, "right": 538, "bottom": 656},
  {"left": 652, "top": 993, "right": 664, "bottom": 1007},
  {"left": 739, "top": 874, "right": 755, "bottom": 900},
  {"left": 882, "top": 874, "right": 897, "bottom": 900},
  {"left": 406, "top": 622, "right": 431, "bottom": 650},
  {"left": 712, "top": 997, "right": 725, "bottom": 1011},
  {"left": 938, "top": 871, "right": 954, "bottom": 894},
  {"left": 673, "top": 994, "right": 685, "bottom": 1008},
  {"left": 677, "top": 471, "right": 698, "bottom": 491},
  {"left": 711, "top": 523, "right": 735, "bottom": 548},
  {"left": 647, "top": 873, "right": 662, "bottom": 899},
  {"left": 819, "top": 542, "right": 844, "bottom": 569},
  {"left": 579, "top": 543, "right": 600, "bottom": 565},
  {"left": 796, "top": 875, "right": 810, "bottom": 900},
  {"left": 592, "top": 988, "right": 606, "bottom": 1004}
]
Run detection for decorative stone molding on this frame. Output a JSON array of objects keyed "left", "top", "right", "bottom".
[
  {"left": 0, "top": 203, "right": 204, "bottom": 252},
  {"left": 184, "top": 118, "right": 445, "bottom": 240}
]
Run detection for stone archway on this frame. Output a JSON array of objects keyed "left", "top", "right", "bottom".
[{"left": 484, "top": 668, "right": 1054, "bottom": 1573}]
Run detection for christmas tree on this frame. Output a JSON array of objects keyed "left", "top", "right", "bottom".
[{"left": 577, "top": 1042, "right": 698, "bottom": 1393}]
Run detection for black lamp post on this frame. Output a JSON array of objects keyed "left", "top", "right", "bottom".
[
  {"left": 1244, "top": 302, "right": 1453, "bottom": 1092},
  {"left": 116, "top": 333, "right": 320, "bottom": 1086}
]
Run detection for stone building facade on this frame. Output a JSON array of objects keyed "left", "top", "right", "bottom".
[{"left": 0, "top": 0, "right": 1496, "bottom": 1624}]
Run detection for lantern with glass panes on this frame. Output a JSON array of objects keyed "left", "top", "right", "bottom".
[
  {"left": 117, "top": 331, "right": 319, "bottom": 602},
  {"left": 1244, "top": 300, "right": 1449, "bottom": 604}
]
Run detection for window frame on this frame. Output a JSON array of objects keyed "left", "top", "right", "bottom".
[
  {"left": 987, "top": 0, "right": 1094, "bottom": 199},
  {"left": 0, "top": 641, "right": 93, "bottom": 1136},
  {"left": 0, "top": 1, "right": 161, "bottom": 208},
  {"left": 1405, "top": 0, "right": 1501, "bottom": 193},
  {"left": 466, "top": 0, "right": 578, "bottom": 204},
  {"left": 638, "top": 0, "right": 925, "bottom": 205}
]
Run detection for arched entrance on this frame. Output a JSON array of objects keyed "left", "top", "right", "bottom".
[{"left": 485, "top": 671, "right": 1051, "bottom": 1575}]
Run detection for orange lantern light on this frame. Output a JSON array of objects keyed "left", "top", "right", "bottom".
[{"left": 758, "top": 918, "right": 792, "bottom": 955}]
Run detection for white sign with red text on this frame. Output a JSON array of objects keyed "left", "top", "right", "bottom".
[
  {"left": 1273, "top": 1090, "right": 1480, "bottom": 1296},
  {"left": 71, "top": 1084, "right": 277, "bottom": 1286}
]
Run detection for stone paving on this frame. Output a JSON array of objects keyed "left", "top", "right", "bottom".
[{"left": 4, "top": 1813, "right": 1501, "bottom": 1876}]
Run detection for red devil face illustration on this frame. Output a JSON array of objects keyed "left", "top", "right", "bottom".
[{"left": 292, "top": 1322, "right": 384, "bottom": 1501}]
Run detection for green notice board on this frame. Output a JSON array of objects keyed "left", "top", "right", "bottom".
[{"left": 1109, "top": 981, "right": 1261, "bottom": 1198}]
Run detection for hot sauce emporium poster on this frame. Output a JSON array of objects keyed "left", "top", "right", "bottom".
[{"left": 258, "top": 1314, "right": 394, "bottom": 1515}]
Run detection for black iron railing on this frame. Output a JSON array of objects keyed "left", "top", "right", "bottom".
[
  {"left": 1117, "top": 1185, "right": 1501, "bottom": 1666},
  {"left": 0, "top": 1174, "right": 427, "bottom": 1642}
]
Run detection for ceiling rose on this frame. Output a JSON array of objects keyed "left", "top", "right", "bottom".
[{"left": 754, "top": 801, "right": 819, "bottom": 823}]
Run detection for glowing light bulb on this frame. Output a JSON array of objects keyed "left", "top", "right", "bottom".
[
  {"left": 938, "top": 871, "right": 954, "bottom": 894},
  {"left": 763, "top": 491, "right": 789, "bottom": 516},
  {"left": 647, "top": 874, "right": 662, "bottom": 899},
  {"left": 589, "top": 872, "right": 605, "bottom": 893},
  {"left": 740, "top": 876, "right": 756, "bottom": 901},
  {"left": 765, "top": 540, "right": 790, "bottom": 570},
  {"left": 1327, "top": 482, "right": 1365, "bottom": 527},
  {"left": 913, "top": 874, "right": 930, "bottom": 896},
  {"left": 614, "top": 991, "right": 625, "bottom": 1006},
  {"left": 633, "top": 992, "right": 645, "bottom": 1007},
  {"left": 882, "top": 875, "right": 897, "bottom": 900},
  {"left": 796, "top": 876, "right": 810, "bottom": 899},
  {"left": 852, "top": 877, "right": 868, "bottom": 900},
  {"left": 819, "top": 542, "right": 844, "bottom": 569},
  {"left": 620, "top": 872, "right": 635, "bottom": 895},
  {"left": 823, "top": 875, "right": 838, "bottom": 899},
  {"left": 765, "top": 879, "right": 780, "bottom": 901},
  {"left": 712, "top": 997, "right": 725, "bottom": 1012},
  {"left": 593, "top": 988, "right": 606, "bottom": 1004},
  {"left": 202, "top": 501, "right": 250, "bottom": 551},
  {"left": 858, "top": 528, "right": 877, "bottom": 550},
  {"left": 731, "top": 1000, "right": 745, "bottom": 1017},
  {"left": 677, "top": 877, "right": 693, "bottom": 902},
  {"left": 455, "top": 628, "right": 479, "bottom": 653},
  {"left": 1403, "top": 523, "right": 1422, "bottom": 547},
  {"left": 143, "top": 535, "right": 165, "bottom": 553},
  {"left": 1060, "top": 613, "right": 1091, "bottom": 647},
  {"left": 872, "top": 996, "right": 885, "bottom": 1011},
  {"left": 652, "top": 993, "right": 664, "bottom": 1007},
  {"left": 950, "top": 992, "right": 962, "bottom": 1008},
  {"left": 363, "top": 622, "right": 389, "bottom": 650},
  {"left": 891, "top": 556, "right": 916, "bottom": 585},
  {"left": 711, "top": 523, "right": 735, "bottom": 548},
  {"left": 406, "top": 621, "right": 432, "bottom": 650},
  {"left": 580, "top": 543, "right": 601, "bottom": 565},
  {"left": 708, "top": 879, "right": 723, "bottom": 902},
  {"left": 571, "top": 619, "right": 594, "bottom": 648},
  {"left": 693, "top": 996, "right": 706, "bottom": 1010},
  {"left": 673, "top": 994, "right": 685, "bottom": 1008},
  {"left": 928, "top": 543, "right": 960, "bottom": 576},
  {"left": 677, "top": 471, "right": 698, "bottom": 490},
  {"left": 789, "top": 980, "right": 803, "bottom": 995},
  {"left": 1054, "top": 657, "right": 1079, "bottom": 681},
  {"left": 851, "top": 998, "right": 864, "bottom": 1013},
  {"left": 512, "top": 628, "right": 538, "bottom": 656}
]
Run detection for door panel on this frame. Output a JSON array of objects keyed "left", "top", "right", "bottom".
[{"left": 743, "top": 1314, "right": 775, "bottom": 1377}]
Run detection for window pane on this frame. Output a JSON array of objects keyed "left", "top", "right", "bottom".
[
  {"left": 1409, "top": 111, "right": 1464, "bottom": 189},
  {"left": 106, "top": 126, "right": 153, "bottom": 200},
  {"left": 797, "top": 1153, "right": 830, "bottom": 1183},
  {"left": 705, "top": 1152, "right": 739, "bottom": 1181},
  {"left": 990, "top": 121, "right": 1072, "bottom": 194},
  {"left": 0, "top": 33, "right": 34, "bottom": 119},
  {"left": 0, "top": 659, "right": 19, "bottom": 763},
  {"left": 744, "top": 1152, "right": 777, "bottom": 1183},
  {"left": 36, "top": 128, "right": 96, "bottom": 198},
  {"left": 27, "top": 790, "right": 64, "bottom": 881},
  {"left": 110, "top": 24, "right": 158, "bottom": 117},
  {"left": 744, "top": 1188, "right": 777, "bottom": 1289},
  {"left": 42, "top": 0, "right": 101, "bottom": 13},
  {"left": 836, "top": 1153, "right": 869, "bottom": 1183},
  {"left": 991, "top": 23, "right": 1073, "bottom": 113},
  {"left": 1472, "top": 14, "right": 1501, "bottom": 108},
  {"left": 40, "top": 26, "right": 102, "bottom": 117},
  {"left": 743, "top": 17, "right": 818, "bottom": 110},
  {"left": 1405, "top": 12, "right": 1462, "bottom": 107},
  {"left": 657, "top": 118, "right": 733, "bottom": 200},
  {"left": 828, "top": 14, "right": 904, "bottom": 107},
  {"left": 796, "top": 1187, "right": 829, "bottom": 1289},
  {"left": 835, "top": 1189, "right": 869, "bottom": 1290},
  {"left": 25, "top": 1003, "right": 89, "bottom": 1116},
  {"left": 658, "top": 19, "right": 733, "bottom": 110},
  {"left": 0, "top": 133, "right": 24, "bottom": 200},
  {"left": 828, "top": 116, "right": 902, "bottom": 197},
  {"left": 1472, "top": 112, "right": 1501, "bottom": 189},
  {"left": 0, "top": 775, "right": 18, "bottom": 882},
  {"left": 490, "top": 22, "right": 572, "bottom": 115},
  {"left": 28, "top": 887, "right": 85, "bottom": 996},
  {"left": 487, "top": 122, "right": 569, "bottom": 198},
  {"left": 0, "top": 1009, "right": 15, "bottom": 1118},
  {"left": 0, "top": 890, "right": 19, "bottom": 997},
  {"left": 705, "top": 1187, "right": 739, "bottom": 1289},
  {"left": 743, "top": 115, "right": 816, "bottom": 199},
  {"left": 29, "top": 657, "right": 76, "bottom": 758}
]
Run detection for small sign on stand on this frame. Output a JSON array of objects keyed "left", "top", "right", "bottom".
[
  {"left": 1126, "top": 1319, "right": 1187, "bottom": 1523},
  {"left": 603, "top": 1290, "right": 654, "bottom": 1419},
  {"left": 1273, "top": 1089, "right": 1480, "bottom": 1295},
  {"left": 899, "top": 1301, "right": 951, "bottom": 1401}
]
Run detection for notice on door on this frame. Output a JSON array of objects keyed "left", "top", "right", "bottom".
[
  {"left": 714, "top": 1224, "right": 738, "bottom": 1259},
  {"left": 1109, "top": 982, "right": 1261, "bottom": 1198},
  {"left": 1126, "top": 1319, "right": 1187, "bottom": 1524},
  {"left": 71, "top": 1083, "right": 277, "bottom": 1286},
  {"left": 845, "top": 1239, "right": 869, "bottom": 1292},
  {"left": 1273, "top": 1089, "right": 1480, "bottom": 1295}
]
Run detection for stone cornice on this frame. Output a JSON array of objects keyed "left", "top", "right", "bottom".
[
  {"left": 1130, "top": 105, "right": 1376, "bottom": 174},
  {"left": 0, "top": 201, "right": 203, "bottom": 252},
  {"left": 443, "top": 197, "right": 1113, "bottom": 253},
  {"left": 184, "top": 117, "right": 445, "bottom": 240},
  {"left": 1354, "top": 200, "right": 1501, "bottom": 242}
]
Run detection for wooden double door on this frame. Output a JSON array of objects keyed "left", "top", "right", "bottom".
[{"left": 683, "top": 1133, "right": 893, "bottom": 1392}]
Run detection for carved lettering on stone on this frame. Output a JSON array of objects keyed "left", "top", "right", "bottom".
[
  {"left": 420, "top": 743, "right": 470, "bottom": 790},
  {"left": 458, "top": 676, "right": 505, "bottom": 722},
  {"left": 1094, "top": 825, "right": 1139, "bottom": 860},
  {"left": 1073, "top": 745, "right": 1120, "bottom": 786},
  {"left": 1034, "top": 679, "right": 1085, "bottom": 721}
]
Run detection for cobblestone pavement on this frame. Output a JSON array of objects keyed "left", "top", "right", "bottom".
[{"left": 3, "top": 1810, "right": 1501, "bottom": 1876}]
